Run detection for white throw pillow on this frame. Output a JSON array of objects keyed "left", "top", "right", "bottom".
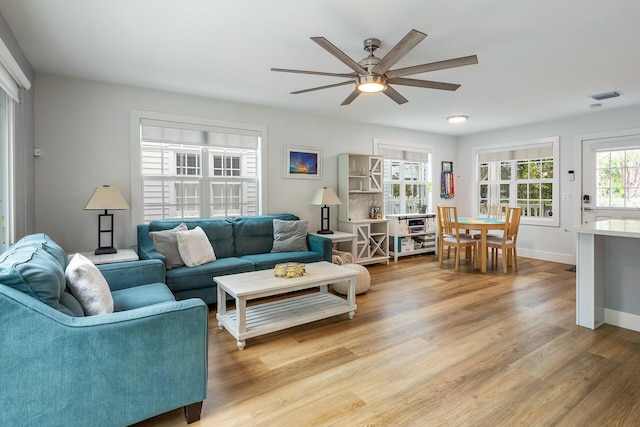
[
  {"left": 176, "top": 226, "right": 216, "bottom": 267},
  {"left": 65, "top": 253, "right": 114, "bottom": 315}
]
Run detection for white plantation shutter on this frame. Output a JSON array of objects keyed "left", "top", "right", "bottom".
[{"left": 0, "top": 37, "right": 30, "bottom": 102}]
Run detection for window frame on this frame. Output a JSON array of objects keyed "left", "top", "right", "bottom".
[
  {"left": 594, "top": 146, "right": 640, "bottom": 209},
  {"left": 374, "top": 138, "right": 433, "bottom": 216},
  {"left": 130, "top": 110, "right": 267, "bottom": 225},
  {"left": 473, "top": 136, "right": 560, "bottom": 227}
]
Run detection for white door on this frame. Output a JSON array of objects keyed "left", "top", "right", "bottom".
[{"left": 581, "top": 131, "right": 640, "bottom": 224}]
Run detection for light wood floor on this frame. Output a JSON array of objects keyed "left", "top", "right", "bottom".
[{"left": 135, "top": 254, "right": 640, "bottom": 426}]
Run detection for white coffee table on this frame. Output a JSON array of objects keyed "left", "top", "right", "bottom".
[{"left": 215, "top": 261, "right": 358, "bottom": 350}]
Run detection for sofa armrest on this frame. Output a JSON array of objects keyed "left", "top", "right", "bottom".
[
  {"left": 307, "top": 234, "right": 332, "bottom": 262},
  {"left": 138, "top": 246, "right": 167, "bottom": 264},
  {"left": 98, "top": 259, "right": 166, "bottom": 292},
  {"left": 0, "top": 284, "right": 208, "bottom": 427}
]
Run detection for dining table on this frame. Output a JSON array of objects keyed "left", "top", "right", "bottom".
[{"left": 456, "top": 217, "right": 506, "bottom": 273}]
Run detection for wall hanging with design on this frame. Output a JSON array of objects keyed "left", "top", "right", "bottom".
[{"left": 440, "top": 161, "right": 454, "bottom": 199}]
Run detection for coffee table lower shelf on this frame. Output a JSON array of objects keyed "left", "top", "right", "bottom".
[{"left": 217, "top": 292, "right": 356, "bottom": 350}]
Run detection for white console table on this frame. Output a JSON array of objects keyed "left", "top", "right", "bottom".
[
  {"left": 310, "top": 231, "right": 356, "bottom": 261},
  {"left": 73, "top": 249, "right": 139, "bottom": 265},
  {"left": 567, "top": 219, "right": 640, "bottom": 331}
]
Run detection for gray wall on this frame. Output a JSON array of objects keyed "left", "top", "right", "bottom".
[
  {"left": 458, "top": 104, "right": 640, "bottom": 264},
  {"left": 34, "top": 73, "right": 456, "bottom": 252},
  {"left": 31, "top": 73, "right": 640, "bottom": 261},
  {"left": 0, "top": 12, "right": 35, "bottom": 239}
]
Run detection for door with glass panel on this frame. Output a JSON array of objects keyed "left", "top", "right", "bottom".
[{"left": 582, "top": 133, "right": 640, "bottom": 224}]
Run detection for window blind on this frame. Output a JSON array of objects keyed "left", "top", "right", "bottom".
[
  {"left": 140, "top": 119, "right": 260, "bottom": 149},
  {"left": 377, "top": 144, "right": 430, "bottom": 161},
  {"left": 478, "top": 143, "right": 553, "bottom": 163}
]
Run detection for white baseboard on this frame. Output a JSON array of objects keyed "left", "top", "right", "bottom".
[
  {"left": 517, "top": 248, "right": 575, "bottom": 265},
  {"left": 605, "top": 309, "right": 640, "bottom": 332}
]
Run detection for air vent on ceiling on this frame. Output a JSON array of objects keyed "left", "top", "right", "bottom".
[{"left": 590, "top": 91, "right": 621, "bottom": 101}]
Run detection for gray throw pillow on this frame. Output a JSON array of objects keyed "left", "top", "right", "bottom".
[
  {"left": 271, "top": 219, "right": 309, "bottom": 252},
  {"left": 149, "top": 223, "right": 188, "bottom": 268}
]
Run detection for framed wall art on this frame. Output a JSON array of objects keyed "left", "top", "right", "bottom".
[
  {"left": 284, "top": 145, "right": 322, "bottom": 179},
  {"left": 441, "top": 161, "right": 453, "bottom": 173}
]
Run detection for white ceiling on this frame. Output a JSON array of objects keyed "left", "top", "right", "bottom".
[{"left": 1, "top": 0, "right": 639, "bottom": 136}]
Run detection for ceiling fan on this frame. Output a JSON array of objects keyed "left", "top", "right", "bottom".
[{"left": 271, "top": 29, "right": 478, "bottom": 106}]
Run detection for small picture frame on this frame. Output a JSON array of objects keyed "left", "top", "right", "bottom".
[
  {"left": 442, "top": 161, "right": 453, "bottom": 173},
  {"left": 284, "top": 145, "right": 322, "bottom": 179}
]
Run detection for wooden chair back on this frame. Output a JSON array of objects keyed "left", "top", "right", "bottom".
[
  {"left": 438, "top": 205, "right": 459, "bottom": 239},
  {"left": 503, "top": 207, "right": 522, "bottom": 243},
  {"left": 488, "top": 203, "right": 509, "bottom": 219}
]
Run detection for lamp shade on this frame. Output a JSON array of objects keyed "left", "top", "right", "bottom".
[
  {"left": 310, "top": 187, "right": 342, "bottom": 206},
  {"left": 84, "top": 185, "right": 130, "bottom": 210}
]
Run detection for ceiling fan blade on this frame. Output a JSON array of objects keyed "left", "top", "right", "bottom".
[
  {"left": 385, "top": 55, "right": 479, "bottom": 79},
  {"left": 388, "top": 77, "right": 461, "bottom": 91},
  {"left": 291, "top": 80, "right": 354, "bottom": 95},
  {"left": 341, "top": 90, "right": 361, "bottom": 106},
  {"left": 383, "top": 85, "right": 409, "bottom": 105},
  {"left": 311, "top": 37, "right": 368, "bottom": 75},
  {"left": 371, "top": 29, "right": 427, "bottom": 75},
  {"left": 271, "top": 68, "right": 356, "bottom": 78}
]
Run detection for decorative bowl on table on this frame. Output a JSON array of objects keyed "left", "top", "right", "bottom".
[{"left": 274, "top": 262, "right": 306, "bottom": 278}]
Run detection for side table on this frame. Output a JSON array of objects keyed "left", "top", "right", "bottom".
[
  {"left": 71, "top": 249, "right": 139, "bottom": 265},
  {"left": 310, "top": 231, "right": 356, "bottom": 261}
]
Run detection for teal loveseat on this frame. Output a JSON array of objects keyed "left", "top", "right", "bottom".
[
  {"left": 0, "top": 234, "right": 208, "bottom": 427},
  {"left": 137, "top": 214, "right": 332, "bottom": 304}
]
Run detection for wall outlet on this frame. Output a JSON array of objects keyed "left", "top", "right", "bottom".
[
  {"left": 33, "top": 148, "right": 42, "bottom": 157},
  {"left": 562, "top": 193, "right": 571, "bottom": 201}
]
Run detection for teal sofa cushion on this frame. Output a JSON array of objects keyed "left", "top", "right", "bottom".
[
  {"left": 197, "top": 219, "right": 234, "bottom": 258},
  {"left": 166, "top": 257, "right": 255, "bottom": 293},
  {"left": 240, "top": 250, "right": 324, "bottom": 271},
  {"left": 59, "top": 289, "right": 85, "bottom": 316},
  {"left": 111, "top": 283, "right": 175, "bottom": 311},
  {"left": 233, "top": 214, "right": 298, "bottom": 256},
  {"left": 0, "top": 243, "right": 83, "bottom": 317},
  {"left": 14, "top": 232, "right": 69, "bottom": 269}
]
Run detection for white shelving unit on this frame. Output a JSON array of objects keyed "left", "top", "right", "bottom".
[
  {"left": 338, "top": 153, "right": 389, "bottom": 266},
  {"left": 387, "top": 213, "right": 437, "bottom": 262}
]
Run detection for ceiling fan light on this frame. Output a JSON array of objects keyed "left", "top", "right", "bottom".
[
  {"left": 357, "top": 75, "right": 387, "bottom": 93},
  {"left": 447, "top": 115, "right": 468, "bottom": 123}
]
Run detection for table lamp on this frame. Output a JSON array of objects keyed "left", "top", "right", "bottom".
[
  {"left": 84, "top": 185, "right": 130, "bottom": 255},
  {"left": 310, "top": 187, "right": 342, "bottom": 234}
]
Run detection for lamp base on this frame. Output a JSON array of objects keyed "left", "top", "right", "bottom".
[
  {"left": 95, "top": 247, "right": 117, "bottom": 255},
  {"left": 316, "top": 230, "right": 334, "bottom": 235}
]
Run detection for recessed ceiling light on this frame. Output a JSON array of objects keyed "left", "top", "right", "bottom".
[{"left": 447, "top": 115, "right": 468, "bottom": 123}]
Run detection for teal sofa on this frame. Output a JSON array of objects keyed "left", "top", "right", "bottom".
[
  {"left": 137, "top": 214, "right": 332, "bottom": 304},
  {"left": 0, "top": 234, "right": 208, "bottom": 427}
]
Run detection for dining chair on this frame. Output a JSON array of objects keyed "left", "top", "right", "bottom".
[
  {"left": 489, "top": 203, "right": 509, "bottom": 219},
  {"left": 486, "top": 207, "right": 522, "bottom": 273},
  {"left": 437, "top": 205, "right": 478, "bottom": 271},
  {"left": 474, "top": 203, "right": 509, "bottom": 240}
]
